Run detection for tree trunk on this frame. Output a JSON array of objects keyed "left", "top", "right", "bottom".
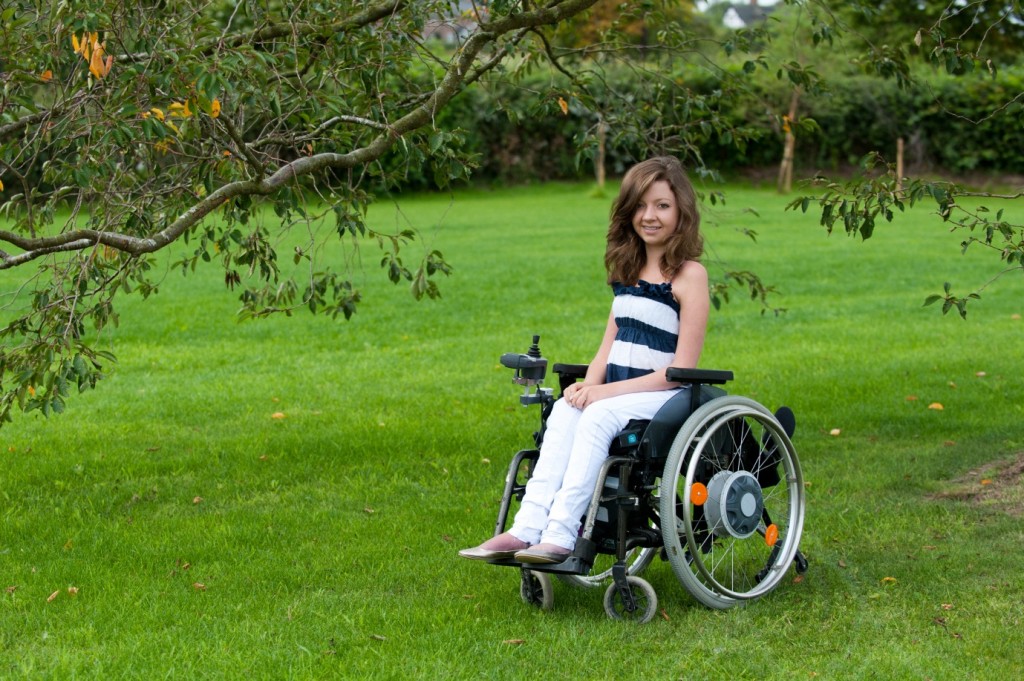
[
  {"left": 777, "top": 89, "right": 800, "bottom": 194},
  {"left": 596, "top": 116, "right": 607, "bottom": 189},
  {"left": 896, "top": 136, "right": 905, "bottom": 194}
]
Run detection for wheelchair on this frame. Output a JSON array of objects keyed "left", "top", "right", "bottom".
[{"left": 485, "top": 336, "right": 807, "bottom": 623}]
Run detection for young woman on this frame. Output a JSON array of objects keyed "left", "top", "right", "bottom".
[{"left": 460, "top": 156, "right": 709, "bottom": 564}]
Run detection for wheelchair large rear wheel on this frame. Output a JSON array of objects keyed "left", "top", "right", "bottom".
[{"left": 659, "top": 396, "right": 805, "bottom": 610}]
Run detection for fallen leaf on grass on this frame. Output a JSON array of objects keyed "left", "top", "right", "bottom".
[
  {"left": 192, "top": 582, "right": 207, "bottom": 591},
  {"left": 660, "top": 609, "right": 670, "bottom": 622},
  {"left": 47, "top": 590, "right": 59, "bottom": 602},
  {"left": 67, "top": 586, "right": 78, "bottom": 596},
  {"left": 881, "top": 576, "right": 897, "bottom": 584},
  {"left": 793, "top": 574, "right": 804, "bottom": 584},
  {"left": 980, "top": 479, "right": 992, "bottom": 485},
  {"left": 370, "top": 634, "right": 387, "bottom": 641},
  {"left": 928, "top": 403, "right": 944, "bottom": 410},
  {"left": 829, "top": 428, "right": 841, "bottom": 436},
  {"left": 503, "top": 639, "right": 526, "bottom": 646},
  {"left": 838, "top": 560, "right": 847, "bottom": 568},
  {"left": 941, "top": 603, "right": 954, "bottom": 610},
  {"left": 5, "top": 586, "right": 16, "bottom": 594},
  {"left": 193, "top": 496, "right": 203, "bottom": 505},
  {"left": 363, "top": 507, "right": 375, "bottom": 515},
  {"left": 905, "top": 395, "right": 919, "bottom": 401},
  {"left": 976, "top": 371, "right": 986, "bottom": 377},
  {"left": 271, "top": 412, "right": 286, "bottom": 419}
]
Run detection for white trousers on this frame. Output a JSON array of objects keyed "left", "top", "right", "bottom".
[{"left": 509, "top": 388, "right": 682, "bottom": 550}]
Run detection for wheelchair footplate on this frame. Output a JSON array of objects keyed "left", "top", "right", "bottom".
[{"left": 485, "top": 537, "right": 599, "bottom": 576}]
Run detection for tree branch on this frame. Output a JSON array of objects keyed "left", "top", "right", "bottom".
[{"left": 0, "top": 0, "right": 601, "bottom": 268}]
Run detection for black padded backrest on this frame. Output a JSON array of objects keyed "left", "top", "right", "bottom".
[{"left": 639, "top": 385, "right": 726, "bottom": 460}]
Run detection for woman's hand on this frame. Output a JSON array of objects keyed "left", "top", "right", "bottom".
[{"left": 563, "top": 382, "right": 612, "bottom": 410}]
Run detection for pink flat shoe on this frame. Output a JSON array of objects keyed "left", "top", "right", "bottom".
[
  {"left": 458, "top": 533, "right": 529, "bottom": 561},
  {"left": 514, "top": 543, "right": 572, "bottom": 564}
]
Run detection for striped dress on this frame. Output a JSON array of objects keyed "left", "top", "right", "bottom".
[{"left": 605, "top": 280, "right": 680, "bottom": 383}]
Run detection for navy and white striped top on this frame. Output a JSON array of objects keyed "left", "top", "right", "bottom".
[{"left": 605, "top": 280, "right": 681, "bottom": 383}]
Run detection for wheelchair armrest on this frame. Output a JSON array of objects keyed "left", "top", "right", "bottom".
[
  {"left": 553, "top": 363, "right": 589, "bottom": 379},
  {"left": 553, "top": 363, "right": 589, "bottom": 396},
  {"left": 665, "top": 368, "right": 734, "bottom": 385}
]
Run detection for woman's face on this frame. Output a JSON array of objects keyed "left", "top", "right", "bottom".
[{"left": 632, "top": 180, "right": 679, "bottom": 248}]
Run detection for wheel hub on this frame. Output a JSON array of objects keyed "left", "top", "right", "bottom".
[{"left": 704, "top": 470, "right": 763, "bottom": 538}]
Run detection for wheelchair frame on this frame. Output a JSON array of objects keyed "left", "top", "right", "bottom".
[{"left": 486, "top": 336, "right": 808, "bottom": 622}]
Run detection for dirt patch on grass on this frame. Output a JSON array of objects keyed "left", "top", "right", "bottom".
[{"left": 930, "top": 452, "right": 1024, "bottom": 517}]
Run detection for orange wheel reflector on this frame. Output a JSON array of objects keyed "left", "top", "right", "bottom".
[
  {"left": 765, "top": 524, "right": 779, "bottom": 547},
  {"left": 690, "top": 482, "right": 708, "bottom": 506}
]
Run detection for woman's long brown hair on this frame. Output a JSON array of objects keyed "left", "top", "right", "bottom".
[{"left": 604, "top": 156, "right": 702, "bottom": 285}]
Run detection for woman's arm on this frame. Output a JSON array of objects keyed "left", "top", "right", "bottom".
[
  {"left": 564, "top": 261, "right": 709, "bottom": 409},
  {"left": 582, "top": 309, "right": 618, "bottom": 386}
]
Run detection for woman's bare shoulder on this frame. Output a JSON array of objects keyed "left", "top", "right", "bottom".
[{"left": 673, "top": 259, "right": 708, "bottom": 286}]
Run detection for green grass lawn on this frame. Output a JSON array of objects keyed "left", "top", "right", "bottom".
[{"left": 1, "top": 181, "right": 1022, "bottom": 678}]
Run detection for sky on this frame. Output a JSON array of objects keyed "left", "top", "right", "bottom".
[{"left": 697, "top": 0, "right": 780, "bottom": 9}]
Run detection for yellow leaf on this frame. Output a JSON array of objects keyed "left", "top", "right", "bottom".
[
  {"left": 67, "top": 586, "right": 79, "bottom": 596},
  {"left": 210, "top": 98, "right": 221, "bottom": 118},
  {"left": 271, "top": 412, "right": 286, "bottom": 419},
  {"left": 881, "top": 576, "right": 897, "bottom": 584},
  {"left": 0, "top": 179, "right": 4, "bottom": 191},
  {"left": 89, "top": 44, "right": 108, "bottom": 79},
  {"left": 557, "top": 97, "right": 568, "bottom": 115},
  {"left": 829, "top": 428, "right": 841, "bottom": 436},
  {"left": 150, "top": 107, "right": 165, "bottom": 121},
  {"left": 41, "top": 70, "right": 53, "bottom": 83},
  {"left": 192, "top": 582, "right": 206, "bottom": 591},
  {"left": 928, "top": 402, "right": 944, "bottom": 410},
  {"left": 47, "top": 590, "right": 60, "bottom": 602}
]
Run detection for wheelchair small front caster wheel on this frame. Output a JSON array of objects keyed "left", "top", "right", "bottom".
[
  {"left": 520, "top": 569, "right": 554, "bottom": 611},
  {"left": 602, "top": 576, "right": 658, "bottom": 624}
]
